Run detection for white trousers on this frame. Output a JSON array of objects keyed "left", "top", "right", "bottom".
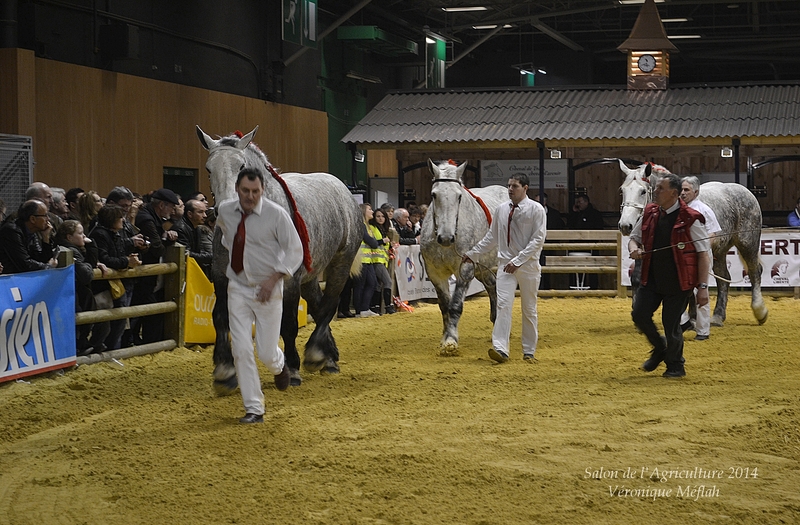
[
  {"left": 680, "top": 288, "right": 711, "bottom": 336},
  {"left": 228, "top": 278, "right": 285, "bottom": 416},
  {"left": 492, "top": 260, "right": 541, "bottom": 357}
]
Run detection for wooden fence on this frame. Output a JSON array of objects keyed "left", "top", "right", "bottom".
[
  {"left": 539, "top": 230, "right": 625, "bottom": 298},
  {"left": 58, "top": 245, "right": 186, "bottom": 365}
]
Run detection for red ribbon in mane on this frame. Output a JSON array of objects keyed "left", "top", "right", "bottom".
[{"left": 234, "top": 130, "right": 313, "bottom": 272}]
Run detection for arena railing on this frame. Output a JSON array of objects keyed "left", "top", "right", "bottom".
[
  {"left": 539, "top": 230, "right": 625, "bottom": 298},
  {"left": 58, "top": 244, "right": 186, "bottom": 365}
]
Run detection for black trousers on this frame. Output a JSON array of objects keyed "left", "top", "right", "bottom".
[{"left": 631, "top": 284, "right": 692, "bottom": 371}]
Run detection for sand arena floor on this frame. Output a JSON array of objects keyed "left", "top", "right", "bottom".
[{"left": 1, "top": 295, "right": 799, "bottom": 524}]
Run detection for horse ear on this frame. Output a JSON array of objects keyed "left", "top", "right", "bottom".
[
  {"left": 237, "top": 126, "right": 258, "bottom": 150},
  {"left": 644, "top": 164, "right": 652, "bottom": 177},
  {"left": 618, "top": 158, "right": 631, "bottom": 175},
  {"left": 427, "top": 158, "right": 438, "bottom": 177},
  {"left": 456, "top": 161, "right": 468, "bottom": 180},
  {"left": 196, "top": 125, "right": 217, "bottom": 151}
]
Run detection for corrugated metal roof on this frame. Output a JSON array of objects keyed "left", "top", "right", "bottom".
[{"left": 341, "top": 84, "right": 800, "bottom": 146}]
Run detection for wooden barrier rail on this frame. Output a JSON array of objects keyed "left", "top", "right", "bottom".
[
  {"left": 539, "top": 230, "right": 624, "bottom": 298},
  {"left": 58, "top": 244, "right": 186, "bottom": 365}
]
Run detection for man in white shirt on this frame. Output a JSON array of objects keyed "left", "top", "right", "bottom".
[
  {"left": 216, "top": 168, "right": 303, "bottom": 424},
  {"left": 462, "top": 174, "right": 547, "bottom": 363},
  {"left": 679, "top": 176, "right": 722, "bottom": 341}
]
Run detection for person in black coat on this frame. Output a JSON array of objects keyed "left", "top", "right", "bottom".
[
  {"left": 567, "top": 194, "right": 605, "bottom": 230},
  {"left": 172, "top": 198, "right": 213, "bottom": 279},
  {"left": 91, "top": 204, "right": 142, "bottom": 350},
  {"left": 0, "top": 200, "right": 58, "bottom": 274},
  {"left": 57, "top": 220, "right": 110, "bottom": 355}
]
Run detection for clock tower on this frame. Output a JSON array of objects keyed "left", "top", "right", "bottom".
[{"left": 617, "top": 0, "right": 678, "bottom": 90}]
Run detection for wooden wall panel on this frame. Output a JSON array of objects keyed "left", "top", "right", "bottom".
[
  {"left": 24, "top": 56, "right": 327, "bottom": 203},
  {"left": 366, "top": 149, "right": 397, "bottom": 178}
]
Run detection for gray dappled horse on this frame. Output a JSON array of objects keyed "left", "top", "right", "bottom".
[
  {"left": 618, "top": 159, "right": 768, "bottom": 326},
  {"left": 196, "top": 126, "right": 362, "bottom": 390},
  {"left": 420, "top": 159, "right": 508, "bottom": 354}
]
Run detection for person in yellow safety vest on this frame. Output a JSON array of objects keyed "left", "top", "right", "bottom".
[
  {"left": 353, "top": 203, "right": 381, "bottom": 318},
  {"left": 369, "top": 208, "right": 396, "bottom": 314}
]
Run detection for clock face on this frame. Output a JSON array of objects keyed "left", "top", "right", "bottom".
[{"left": 637, "top": 54, "right": 656, "bottom": 73}]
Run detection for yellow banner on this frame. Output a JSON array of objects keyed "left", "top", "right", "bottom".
[
  {"left": 183, "top": 257, "right": 307, "bottom": 344},
  {"left": 184, "top": 257, "right": 216, "bottom": 344}
]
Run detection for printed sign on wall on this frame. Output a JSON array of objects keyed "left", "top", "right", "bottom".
[
  {"left": 480, "top": 159, "right": 568, "bottom": 189},
  {"left": 393, "top": 245, "right": 484, "bottom": 301}
]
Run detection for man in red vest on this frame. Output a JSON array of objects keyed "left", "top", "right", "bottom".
[{"left": 627, "top": 173, "right": 711, "bottom": 378}]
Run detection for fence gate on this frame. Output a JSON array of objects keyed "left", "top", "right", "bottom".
[{"left": 0, "top": 134, "right": 34, "bottom": 214}]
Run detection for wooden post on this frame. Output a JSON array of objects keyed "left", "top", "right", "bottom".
[{"left": 163, "top": 244, "right": 186, "bottom": 349}]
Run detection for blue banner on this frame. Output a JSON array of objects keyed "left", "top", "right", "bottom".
[{"left": 1, "top": 267, "right": 76, "bottom": 382}]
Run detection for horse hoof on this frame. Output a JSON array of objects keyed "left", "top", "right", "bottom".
[
  {"left": 213, "top": 375, "right": 238, "bottom": 396},
  {"left": 757, "top": 311, "right": 768, "bottom": 325},
  {"left": 302, "top": 357, "right": 325, "bottom": 373},
  {"left": 439, "top": 344, "right": 460, "bottom": 357},
  {"left": 289, "top": 368, "right": 302, "bottom": 387},
  {"left": 321, "top": 359, "right": 340, "bottom": 375}
]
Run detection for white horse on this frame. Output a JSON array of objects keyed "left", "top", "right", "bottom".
[
  {"left": 196, "top": 125, "right": 362, "bottom": 390},
  {"left": 618, "top": 159, "right": 768, "bottom": 326},
  {"left": 420, "top": 159, "right": 508, "bottom": 354}
]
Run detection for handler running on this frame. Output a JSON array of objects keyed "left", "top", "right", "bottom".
[
  {"left": 628, "top": 172, "right": 711, "bottom": 378},
  {"left": 462, "top": 173, "right": 547, "bottom": 363},
  {"left": 216, "top": 167, "right": 303, "bottom": 423}
]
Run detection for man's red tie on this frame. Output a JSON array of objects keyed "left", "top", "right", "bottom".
[
  {"left": 231, "top": 212, "right": 247, "bottom": 274},
  {"left": 507, "top": 203, "right": 518, "bottom": 245}
]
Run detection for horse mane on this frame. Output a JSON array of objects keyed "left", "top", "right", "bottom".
[
  {"left": 439, "top": 159, "right": 492, "bottom": 226},
  {"left": 229, "top": 130, "right": 313, "bottom": 272}
]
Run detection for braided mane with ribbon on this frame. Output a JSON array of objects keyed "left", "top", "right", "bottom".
[{"left": 448, "top": 159, "right": 492, "bottom": 226}]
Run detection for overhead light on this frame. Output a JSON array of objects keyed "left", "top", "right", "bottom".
[
  {"left": 442, "top": 6, "right": 488, "bottom": 12},
  {"left": 346, "top": 70, "right": 382, "bottom": 84},
  {"left": 662, "top": 18, "right": 690, "bottom": 23},
  {"left": 721, "top": 147, "right": 733, "bottom": 158},
  {"left": 550, "top": 149, "right": 562, "bottom": 159},
  {"left": 668, "top": 34, "right": 702, "bottom": 39},
  {"left": 617, "top": 0, "right": 664, "bottom": 4},
  {"left": 354, "top": 151, "right": 365, "bottom": 163},
  {"left": 519, "top": 69, "right": 534, "bottom": 75},
  {"left": 537, "top": 69, "right": 547, "bottom": 75},
  {"left": 472, "top": 24, "right": 512, "bottom": 30}
]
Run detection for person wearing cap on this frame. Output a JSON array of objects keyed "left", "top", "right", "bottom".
[{"left": 129, "top": 188, "right": 179, "bottom": 344}]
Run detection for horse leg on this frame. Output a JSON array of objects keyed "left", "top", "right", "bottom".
[
  {"left": 211, "top": 276, "right": 237, "bottom": 395},
  {"left": 739, "top": 245, "right": 768, "bottom": 325},
  {"left": 711, "top": 252, "right": 730, "bottom": 326},
  {"left": 281, "top": 278, "right": 302, "bottom": 385},
  {"left": 427, "top": 272, "right": 454, "bottom": 353},
  {"left": 474, "top": 265, "right": 498, "bottom": 324},
  {"left": 302, "top": 278, "right": 340, "bottom": 374}
]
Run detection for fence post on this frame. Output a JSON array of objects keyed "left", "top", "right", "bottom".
[{"left": 163, "top": 244, "right": 186, "bottom": 348}]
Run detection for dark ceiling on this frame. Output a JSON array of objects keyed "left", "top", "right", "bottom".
[{"left": 323, "top": 0, "right": 800, "bottom": 87}]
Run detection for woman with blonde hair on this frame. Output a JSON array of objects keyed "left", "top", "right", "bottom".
[{"left": 76, "top": 190, "right": 103, "bottom": 233}]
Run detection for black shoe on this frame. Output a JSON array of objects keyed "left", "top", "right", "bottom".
[
  {"left": 384, "top": 305, "right": 396, "bottom": 314},
  {"left": 681, "top": 321, "right": 693, "bottom": 333},
  {"left": 239, "top": 413, "right": 263, "bottom": 424},
  {"left": 641, "top": 351, "right": 664, "bottom": 372},
  {"left": 337, "top": 310, "right": 355, "bottom": 318},
  {"left": 694, "top": 334, "right": 709, "bottom": 341},
  {"left": 274, "top": 365, "right": 291, "bottom": 391},
  {"left": 663, "top": 369, "right": 686, "bottom": 378}
]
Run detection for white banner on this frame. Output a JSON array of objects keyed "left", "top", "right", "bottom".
[
  {"left": 480, "top": 159, "right": 568, "bottom": 189},
  {"left": 620, "top": 230, "right": 800, "bottom": 287},
  {"left": 393, "top": 245, "right": 485, "bottom": 301}
]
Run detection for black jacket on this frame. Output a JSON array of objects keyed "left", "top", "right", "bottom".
[{"left": 0, "top": 219, "right": 57, "bottom": 273}]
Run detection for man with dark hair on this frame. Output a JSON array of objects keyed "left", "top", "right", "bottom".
[
  {"left": 567, "top": 193, "right": 604, "bottom": 230},
  {"left": 463, "top": 173, "right": 547, "bottom": 364},
  {"left": 66, "top": 187, "right": 85, "bottom": 220},
  {"left": 628, "top": 173, "right": 711, "bottom": 378},
  {"left": 216, "top": 168, "right": 303, "bottom": 423},
  {"left": 129, "top": 188, "right": 179, "bottom": 345},
  {"left": 0, "top": 200, "right": 59, "bottom": 273},
  {"left": 174, "top": 198, "right": 213, "bottom": 279}
]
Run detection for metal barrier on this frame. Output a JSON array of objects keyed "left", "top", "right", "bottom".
[
  {"left": 59, "top": 244, "right": 186, "bottom": 364},
  {"left": 539, "top": 230, "right": 624, "bottom": 298}
]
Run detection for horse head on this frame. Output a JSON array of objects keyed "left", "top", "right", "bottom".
[
  {"left": 618, "top": 159, "right": 665, "bottom": 235},
  {"left": 428, "top": 158, "right": 467, "bottom": 247},
  {"left": 196, "top": 125, "right": 259, "bottom": 204}
]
